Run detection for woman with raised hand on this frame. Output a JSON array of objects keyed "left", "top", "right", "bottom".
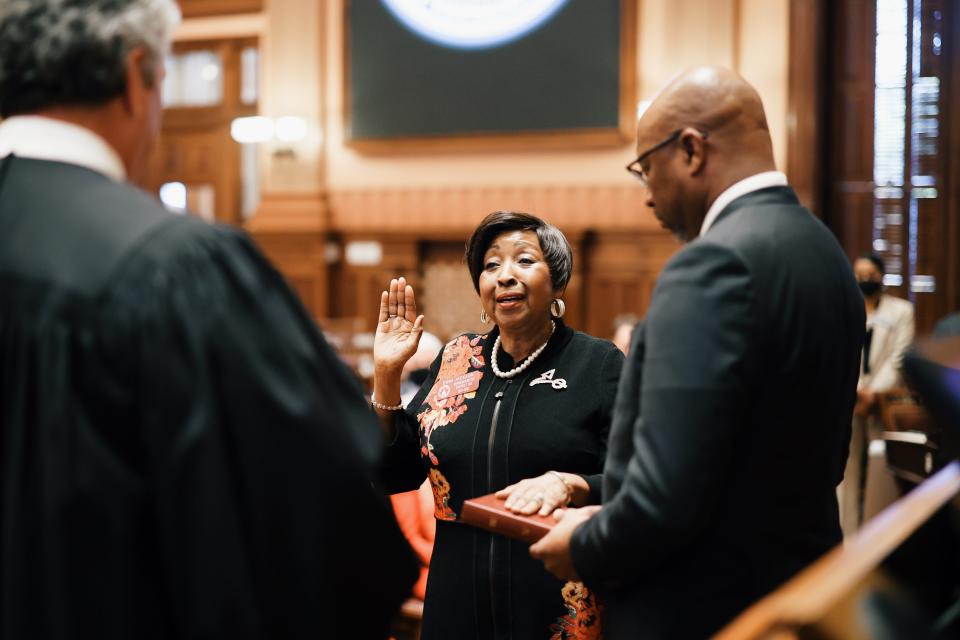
[{"left": 372, "top": 211, "right": 623, "bottom": 639}]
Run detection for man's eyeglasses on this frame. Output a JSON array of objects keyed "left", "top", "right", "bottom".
[{"left": 625, "top": 128, "right": 708, "bottom": 187}]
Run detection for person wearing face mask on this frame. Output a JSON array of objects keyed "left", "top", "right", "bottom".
[
  {"left": 853, "top": 253, "right": 915, "bottom": 414},
  {"left": 838, "top": 253, "right": 915, "bottom": 535},
  {"left": 371, "top": 211, "right": 624, "bottom": 640}
]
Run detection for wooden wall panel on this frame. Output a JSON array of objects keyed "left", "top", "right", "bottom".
[
  {"left": 787, "top": 0, "right": 827, "bottom": 214},
  {"left": 582, "top": 231, "right": 679, "bottom": 339},
  {"left": 333, "top": 237, "right": 422, "bottom": 332},
  {"left": 246, "top": 194, "right": 329, "bottom": 319},
  {"left": 145, "top": 127, "right": 240, "bottom": 222},
  {"left": 947, "top": 0, "right": 960, "bottom": 317},
  {"left": 321, "top": 184, "right": 673, "bottom": 339},
  {"left": 139, "top": 38, "right": 255, "bottom": 225},
  {"left": 563, "top": 234, "right": 587, "bottom": 332},
  {"left": 420, "top": 259, "right": 486, "bottom": 341},
  {"left": 327, "top": 184, "right": 661, "bottom": 234},
  {"left": 248, "top": 186, "right": 676, "bottom": 339},
  {"left": 824, "top": 0, "right": 876, "bottom": 257},
  {"left": 322, "top": 230, "right": 675, "bottom": 342},
  {"left": 253, "top": 231, "right": 329, "bottom": 319}
]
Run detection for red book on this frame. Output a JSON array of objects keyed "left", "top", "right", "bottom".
[{"left": 460, "top": 492, "right": 557, "bottom": 544}]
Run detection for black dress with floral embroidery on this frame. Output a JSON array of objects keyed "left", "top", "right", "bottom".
[{"left": 381, "top": 320, "right": 624, "bottom": 640}]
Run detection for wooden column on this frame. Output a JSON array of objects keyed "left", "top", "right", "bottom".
[
  {"left": 786, "top": 0, "right": 827, "bottom": 215},
  {"left": 245, "top": 0, "right": 329, "bottom": 318}
]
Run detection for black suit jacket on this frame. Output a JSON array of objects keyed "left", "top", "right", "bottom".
[{"left": 570, "top": 186, "right": 865, "bottom": 639}]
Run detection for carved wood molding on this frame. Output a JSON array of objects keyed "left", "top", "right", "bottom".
[
  {"left": 243, "top": 187, "right": 675, "bottom": 334},
  {"left": 326, "top": 184, "right": 660, "bottom": 233},
  {"left": 173, "top": 12, "right": 266, "bottom": 41},
  {"left": 178, "top": 0, "right": 263, "bottom": 19}
]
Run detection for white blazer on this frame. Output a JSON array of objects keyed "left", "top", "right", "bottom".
[{"left": 858, "top": 293, "right": 915, "bottom": 392}]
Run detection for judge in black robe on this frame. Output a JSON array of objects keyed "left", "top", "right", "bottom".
[
  {"left": 0, "top": 2, "right": 416, "bottom": 638},
  {"left": 0, "top": 152, "right": 417, "bottom": 638}
]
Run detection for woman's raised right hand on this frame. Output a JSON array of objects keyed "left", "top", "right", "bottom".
[{"left": 373, "top": 277, "right": 425, "bottom": 374}]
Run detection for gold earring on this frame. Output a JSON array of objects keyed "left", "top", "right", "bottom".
[
  {"left": 550, "top": 299, "right": 566, "bottom": 318},
  {"left": 480, "top": 309, "right": 490, "bottom": 324}
]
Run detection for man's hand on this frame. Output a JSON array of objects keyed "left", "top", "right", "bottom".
[{"left": 529, "top": 505, "right": 601, "bottom": 581}]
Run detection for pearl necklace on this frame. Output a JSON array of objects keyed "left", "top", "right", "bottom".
[{"left": 491, "top": 321, "right": 556, "bottom": 379}]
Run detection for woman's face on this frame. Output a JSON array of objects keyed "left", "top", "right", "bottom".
[
  {"left": 479, "top": 230, "right": 557, "bottom": 338},
  {"left": 853, "top": 258, "right": 883, "bottom": 283},
  {"left": 853, "top": 258, "right": 884, "bottom": 300}
]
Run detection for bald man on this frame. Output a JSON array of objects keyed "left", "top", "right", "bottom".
[{"left": 530, "top": 67, "right": 865, "bottom": 638}]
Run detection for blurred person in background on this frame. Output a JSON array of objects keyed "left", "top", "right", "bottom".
[
  {"left": 611, "top": 312, "right": 640, "bottom": 356},
  {"left": 839, "top": 252, "right": 915, "bottom": 534},
  {"left": 371, "top": 211, "right": 624, "bottom": 639},
  {"left": 0, "top": 1, "right": 415, "bottom": 638},
  {"left": 852, "top": 252, "right": 915, "bottom": 418}
]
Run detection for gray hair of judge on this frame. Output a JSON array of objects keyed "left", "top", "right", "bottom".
[{"left": 0, "top": 0, "right": 181, "bottom": 118}]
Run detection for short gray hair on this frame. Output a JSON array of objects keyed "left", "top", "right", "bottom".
[{"left": 0, "top": 0, "right": 181, "bottom": 117}]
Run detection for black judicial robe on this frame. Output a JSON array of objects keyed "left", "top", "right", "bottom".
[{"left": 0, "top": 156, "right": 417, "bottom": 639}]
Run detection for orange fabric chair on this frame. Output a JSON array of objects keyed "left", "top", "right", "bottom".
[{"left": 390, "top": 481, "right": 436, "bottom": 600}]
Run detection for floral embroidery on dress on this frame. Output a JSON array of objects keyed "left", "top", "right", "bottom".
[
  {"left": 428, "top": 467, "right": 456, "bottom": 521},
  {"left": 417, "top": 334, "right": 486, "bottom": 439},
  {"left": 417, "top": 334, "right": 487, "bottom": 521},
  {"left": 549, "top": 581, "right": 603, "bottom": 640}
]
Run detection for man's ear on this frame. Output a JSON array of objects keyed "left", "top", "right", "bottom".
[
  {"left": 680, "top": 127, "right": 707, "bottom": 175},
  {"left": 122, "top": 46, "right": 150, "bottom": 117}
]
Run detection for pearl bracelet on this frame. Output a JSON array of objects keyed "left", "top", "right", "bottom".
[
  {"left": 370, "top": 394, "right": 404, "bottom": 412},
  {"left": 547, "top": 470, "right": 573, "bottom": 505}
]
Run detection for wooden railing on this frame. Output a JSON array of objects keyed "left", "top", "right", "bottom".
[{"left": 715, "top": 461, "right": 960, "bottom": 639}]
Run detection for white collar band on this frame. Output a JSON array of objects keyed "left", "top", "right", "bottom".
[{"left": 0, "top": 115, "right": 127, "bottom": 182}]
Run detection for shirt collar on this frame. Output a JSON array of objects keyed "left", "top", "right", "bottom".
[
  {"left": 699, "top": 171, "right": 788, "bottom": 237},
  {"left": 0, "top": 115, "right": 126, "bottom": 182}
]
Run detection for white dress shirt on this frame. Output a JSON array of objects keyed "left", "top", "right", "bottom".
[
  {"left": 0, "top": 115, "right": 126, "bottom": 181},
  {"left": 700, "top": 171, "right": 789, "bottom": 237}
]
